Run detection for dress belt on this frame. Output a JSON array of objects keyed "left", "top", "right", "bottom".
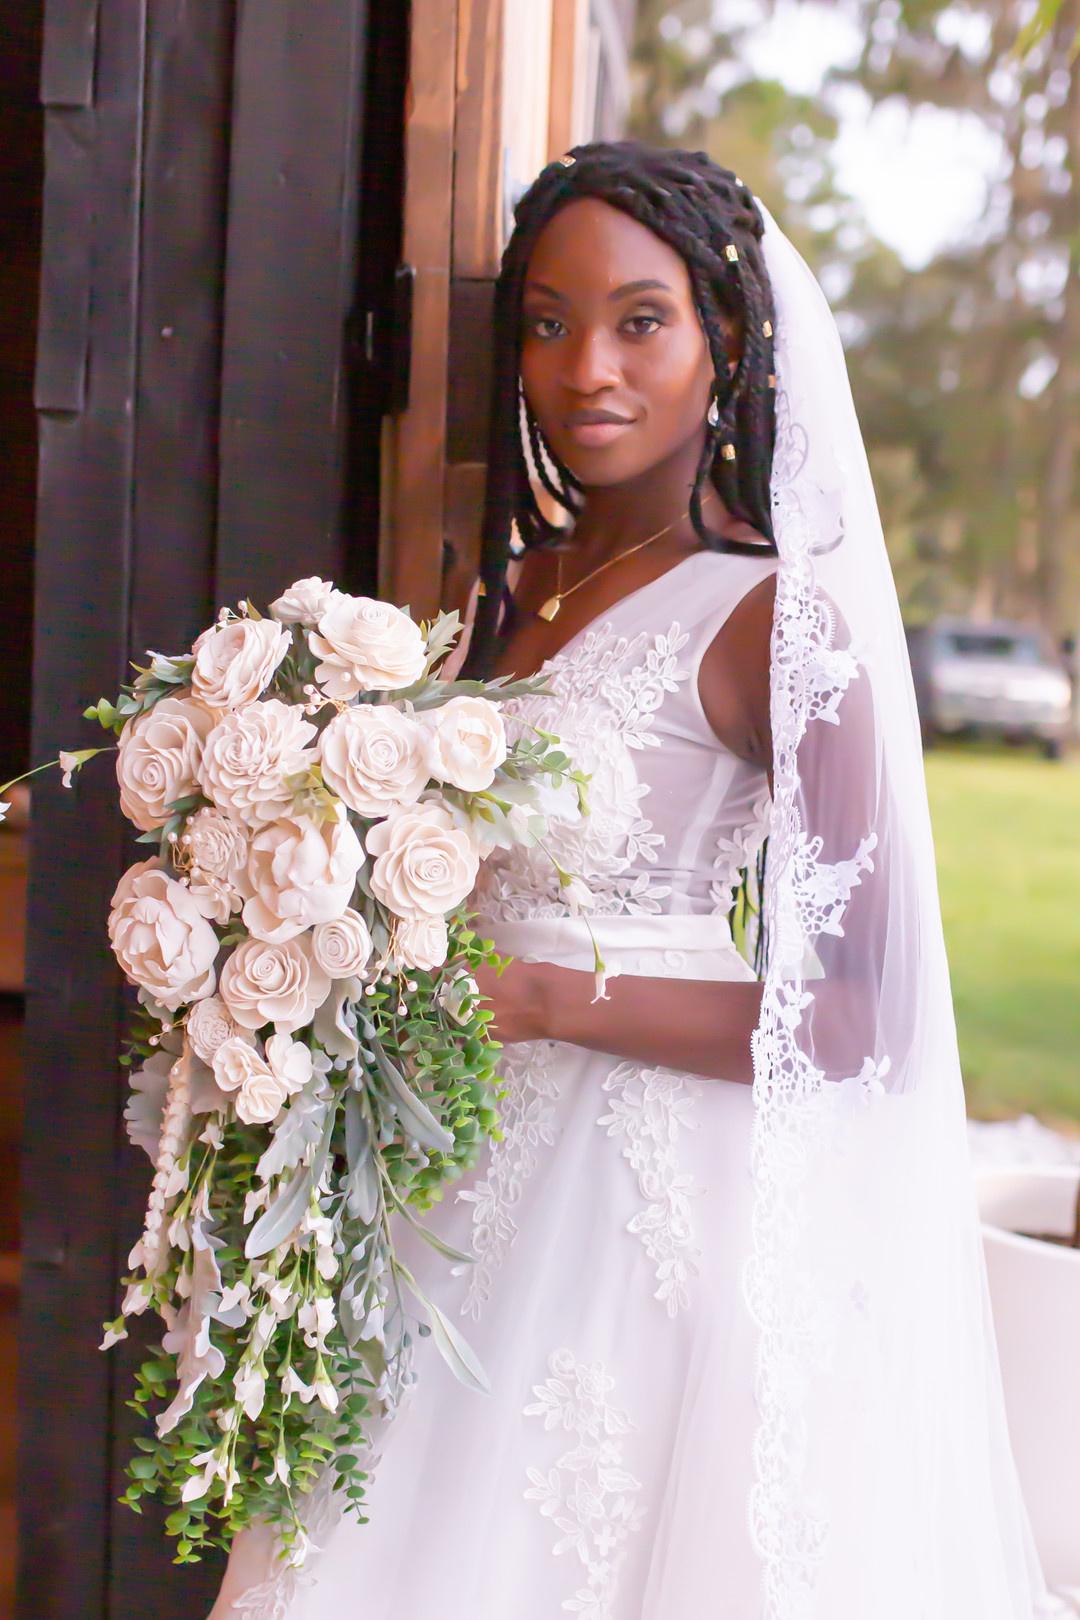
[{"left": 471, "top": 911, "right": 759, "bottom": 983}]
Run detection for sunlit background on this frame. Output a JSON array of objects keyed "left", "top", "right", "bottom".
[{"left": 629, "top": 0, "right": 1080, "bottom": 1126}]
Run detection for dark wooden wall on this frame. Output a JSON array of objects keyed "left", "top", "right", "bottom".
[{"left": 19, "top": 1, "right": 407, "bottom": 1613}]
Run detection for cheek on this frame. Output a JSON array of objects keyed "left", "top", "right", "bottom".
[{"left": 632, "top": 327, "right": 713, "bottom": 425}]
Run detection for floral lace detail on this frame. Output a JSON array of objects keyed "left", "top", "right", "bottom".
[
  {"left": 743, "top": 376, "right": 873, "bottom": 1616},
  {"left": 523, "top": 1347, "right": 647, "bottom": 1618},
  {"left": 596, "top": 1062, "right": 701, "bottom": 1316},
  {"left": 710, "top": 785, "right": 773, "bottom": 917},
  {"left": 230, "top": 1462, "right": 345, "bottom": 1618},
  {"left": 455, "top": 1041, "right": 559, "bottom": 1320},
  {"left": 473, "top": 623, "right": 689, "bottom": 921}
]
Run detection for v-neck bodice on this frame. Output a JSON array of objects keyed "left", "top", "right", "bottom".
[{"left": 473, "top": 549, "right": 779, "bottom": 923}]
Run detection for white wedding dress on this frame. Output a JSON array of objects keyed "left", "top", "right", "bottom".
[{"left": 209, "top": 547, "right": 812, "bottom": 1620}]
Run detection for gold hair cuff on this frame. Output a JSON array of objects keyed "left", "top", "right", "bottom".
[
  {"left": 725, "top": 244, "right": 739, "bottom": 262},
  {"left": 721, "top": 443, "right": 736, "bottom": 460}
]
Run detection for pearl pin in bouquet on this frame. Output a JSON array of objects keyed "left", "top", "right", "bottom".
[{"left": 1, "top": 579, "right": 594, "bottom": 1567}]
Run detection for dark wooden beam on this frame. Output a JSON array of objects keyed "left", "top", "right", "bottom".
[{"left": 22, "top": 3, "right": 147, "bottom": 1615}]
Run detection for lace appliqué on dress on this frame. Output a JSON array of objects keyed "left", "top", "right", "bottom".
[
  {"left": 523, "top": 1347, "right": 647, "bottom": 1619},
  {"left": 597, "top": 1062, "right": 701, "bottom": 1317},
  {"left": 229, "top": 1463, "right": 345, "bottom": 1619},
  {"left": 474, "top": 623, "right": 689, "bottom": 922},
  {"left": 455, "top": 1041, "right": 559, "bottom": 1321}
]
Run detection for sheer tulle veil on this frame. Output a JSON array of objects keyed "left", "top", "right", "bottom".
[{"left": 747, "top": 198, "right": 1053, "bottom": 1617}]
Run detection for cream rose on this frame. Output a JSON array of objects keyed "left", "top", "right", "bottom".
[
  {"left": 191, "top": 618, "right": 291, "bottom": 712},
  {"left": 366, "top": 801, "right": 479, "bottom": 919},
  {"left": 115, "top": 696, "right": 214, "bottom": 831},
  {"left": 311, "top": 908, "right": 374, "bottom": 979},
  {"left": 108, "top": 861, "right": 219, "bottom": 1011},
  {"left": 200, "top": 699, "right": 317, "bottom": 826},
  {"left": 186, "top": 994, "right": 249, "bottom": 1064},
  {"left": 393, "top": 914, "right": 449, "bottom": 972},
  {"left": 218, "top": 936, "right": 331, "bottom": 1034},
  {"left": 424, "top": 695, "right": 507, "bottom": 792},
  {"left": 181, "top": 807, "right": 250, "bottom": 923},
  {"left": 269, "top": 577, "right": 337, "bottom": 626},
  {"left": 309, "top": 595, "right": 425, "bottom": 697},
  {"left": 318, "top": 705, "right": 429, "bottom": 816},
  {"left": 212, "top": 1039, "right": 287, "bottom": 1126},
  {"left": 243, "top": 808, "right": 365, "bottom": 944}
]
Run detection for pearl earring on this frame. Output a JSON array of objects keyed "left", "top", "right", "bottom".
[{"left": 707, "top": 391, "right": 721, "bottom": 429}]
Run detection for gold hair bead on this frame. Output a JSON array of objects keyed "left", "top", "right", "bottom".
[
  {"left": 725, "top": 244, "right": 739, "bottom": 262},
  {"left": 477, "top": 580, "right": 487, "bottom": 596},
  {"left": 721, "top": 443, "right": 736, "bottom": 461},
  {"left": 763, "top": 320, "right": 773, "bottom": 337},
  {"left": 557, "top": 153, "right": 576, "bottom": 167},
  {"left": 768, "top": 373, "right": 777, "bottom": 388}
]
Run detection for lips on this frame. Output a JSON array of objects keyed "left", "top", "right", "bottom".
[{"left": 563, "top": 409, "right": 635, "bottom": 448}]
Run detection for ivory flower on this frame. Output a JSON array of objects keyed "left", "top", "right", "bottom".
[
  {"left": 182, "top": 807, "right": 251, "bottom": 922},
  {"left": 311, "top": 908, "right": 373, "bottom": 979},
  {"left": 269, "top": 576, "right": 336, "bottom": 626},
  {"left": 318, "top": 705, "right": 429, "bottom": 816},
  {"left": 393, "top": 914, "right": 449, "bottom": 972},
  {"left": 424, "top": 696, "right": 507, "bottom": 792},
  {"left": 366, "top": 801, "right": 479, "bottom": 919},
  {"left": 108, "top": 861, "right": 219, "bottom": 1010},
  {"left": 190, "top": 618, "right": 291, "bottom": 712},
  {"left": 309, "top": 595, "right": 425, "bottom": 697},
  {"left": 200, "top": 699, "right": 317, "bottom": 826},
  {"left": 212, "top": 1040, "right": 283, "bottom": 1123},
  {"left": 115, "top": 696, "right": 214, "bottom": 831},
  {"left": 219, "top": 935, "right": 331, "bottom": 1034},
  {"left": 243, "top": 809, "right": 365, "bottom": 944},
  {"left": 186, "top": 994, "right": 249, "bottom": 1064}
]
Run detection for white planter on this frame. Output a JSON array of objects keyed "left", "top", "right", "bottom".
[{"left": 976, "top": 1164, "right": 1080, "bottom": 1590}]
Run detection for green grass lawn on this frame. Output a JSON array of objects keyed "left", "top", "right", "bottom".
[{"left": 924, "top": 745, "right": 1080, "bottom": 1126}]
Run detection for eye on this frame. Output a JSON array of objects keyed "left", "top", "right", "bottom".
[
  {"left": 525, "top": 315, "right": 566, "bottom": 340},
  {"left": 623, "top": 313, "right": 664, "bottom": 337}
]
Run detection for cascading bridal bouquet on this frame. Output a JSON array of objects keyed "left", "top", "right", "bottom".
[{"left": 1, "top": 577, "right": 593, "bottom": 1568}]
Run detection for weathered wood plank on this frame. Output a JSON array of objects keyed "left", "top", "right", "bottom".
[
  {"left": 383, "top": 0, "right": 457, "bottom": 618},
  {"left": 216, "top": 0, "right": 370, "bottom": 608},
  {"left": 452, "top": 0, "right": 504, "bottom": 279},
  {"left": 21, "top": 3, "right": 147, "bottom": 1615}
]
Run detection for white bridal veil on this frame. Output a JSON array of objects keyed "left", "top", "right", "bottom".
[{"left": 748, "top": 198, "right": 1055, "bottom": 1618}]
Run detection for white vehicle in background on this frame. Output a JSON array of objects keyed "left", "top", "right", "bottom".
[{"left": 907, "top": 618, "right": 1073, "bottom": 760}]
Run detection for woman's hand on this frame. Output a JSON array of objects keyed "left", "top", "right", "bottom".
[{"left": 472, "top": 958, "right": 549, "bottom": 1045}]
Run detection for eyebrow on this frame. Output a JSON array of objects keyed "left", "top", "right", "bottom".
[{"left": 523, "top": 277, "right": 675, "bottom": 303}]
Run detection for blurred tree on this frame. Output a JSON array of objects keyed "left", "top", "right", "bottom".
[{"left": 629, "top": 0, "right": 1079, "bottom": 635}]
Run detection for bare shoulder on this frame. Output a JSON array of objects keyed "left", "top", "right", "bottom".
[{"left": 698, "top": 570, "right": 777, "bottom": 772}]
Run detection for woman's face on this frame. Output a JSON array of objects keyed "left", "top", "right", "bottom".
[{"left": 519, "top": 196, "right": 740, "bottom": 488}]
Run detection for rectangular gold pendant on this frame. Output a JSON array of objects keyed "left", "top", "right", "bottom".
[{"left": 538, "top": 595, "right": 561, "bottom": 622}]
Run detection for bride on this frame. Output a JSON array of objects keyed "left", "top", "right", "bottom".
[{"left": 209, "top": 142, "right": 1055, "bottom": 1619}]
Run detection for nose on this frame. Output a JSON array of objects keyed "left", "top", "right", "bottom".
[{"left": 561, "top": 324, "right": 622, "bottom": 397}]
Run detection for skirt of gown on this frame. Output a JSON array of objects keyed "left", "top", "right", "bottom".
[{"left": 208, "top": 916, "right": 770, "bottom": 1620}]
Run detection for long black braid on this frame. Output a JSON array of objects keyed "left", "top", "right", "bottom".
[{"left": 466, "top": 139, "right": 779, "bottom": 678}]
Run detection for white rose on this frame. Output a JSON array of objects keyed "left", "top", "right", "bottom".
[
  {"left": 424, "top": 696, "right": 507, "bottom": 793},
  {"left": 182, "top": 807, "right": 250, "bottom": 923},
  {"left": 116, "top": 696, "right": 214, "bottom": 831},
  {"left": 200, "top": 700, "right": 317, "bottom": 826},
  {"left": 319, "top": 705, "right": 429, "bottom": 816},
  {"left": 311, "top": 908, "right": 374, "bottom": 978},
  {"left": 108, "top": 861, "right": 219, "bottom": 1011},
  {"left": 186, "top": 994, "right": 249, "bottom": 1064},
  {"left": 393, "top": 915, "right": 449, "bottom": 972},
  {"left": 309, "top": 595, "right": 425, "bottom": 697},
  {"left": 366, "top": 801, "right": 479, "bottom": 919},
  {"left": 243, "top": 808, "right": 365, "bottom": 943},
  {"left": 219, "top": 936, "right": 331, "bottom": 1034},
  {"left": 191, "top": 618, "right": 291, "bottom": 711},
  {"left": 269, "top": 577, "right": 337, "bottom": 626},
  {"left": 212, "top": 1038, "right": 290, "bottom": 1126},
  {"left": 264, "top": 1032, "right": 314, "bottom": 1094}
]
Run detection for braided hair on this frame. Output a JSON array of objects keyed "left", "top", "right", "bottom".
[{"left": 467, "top": 139, "right": 779, "bottom": 676}]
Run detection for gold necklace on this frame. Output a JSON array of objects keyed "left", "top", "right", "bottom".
[{"left": 537, "top": 506, "right": 692, "bottom": 623}]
